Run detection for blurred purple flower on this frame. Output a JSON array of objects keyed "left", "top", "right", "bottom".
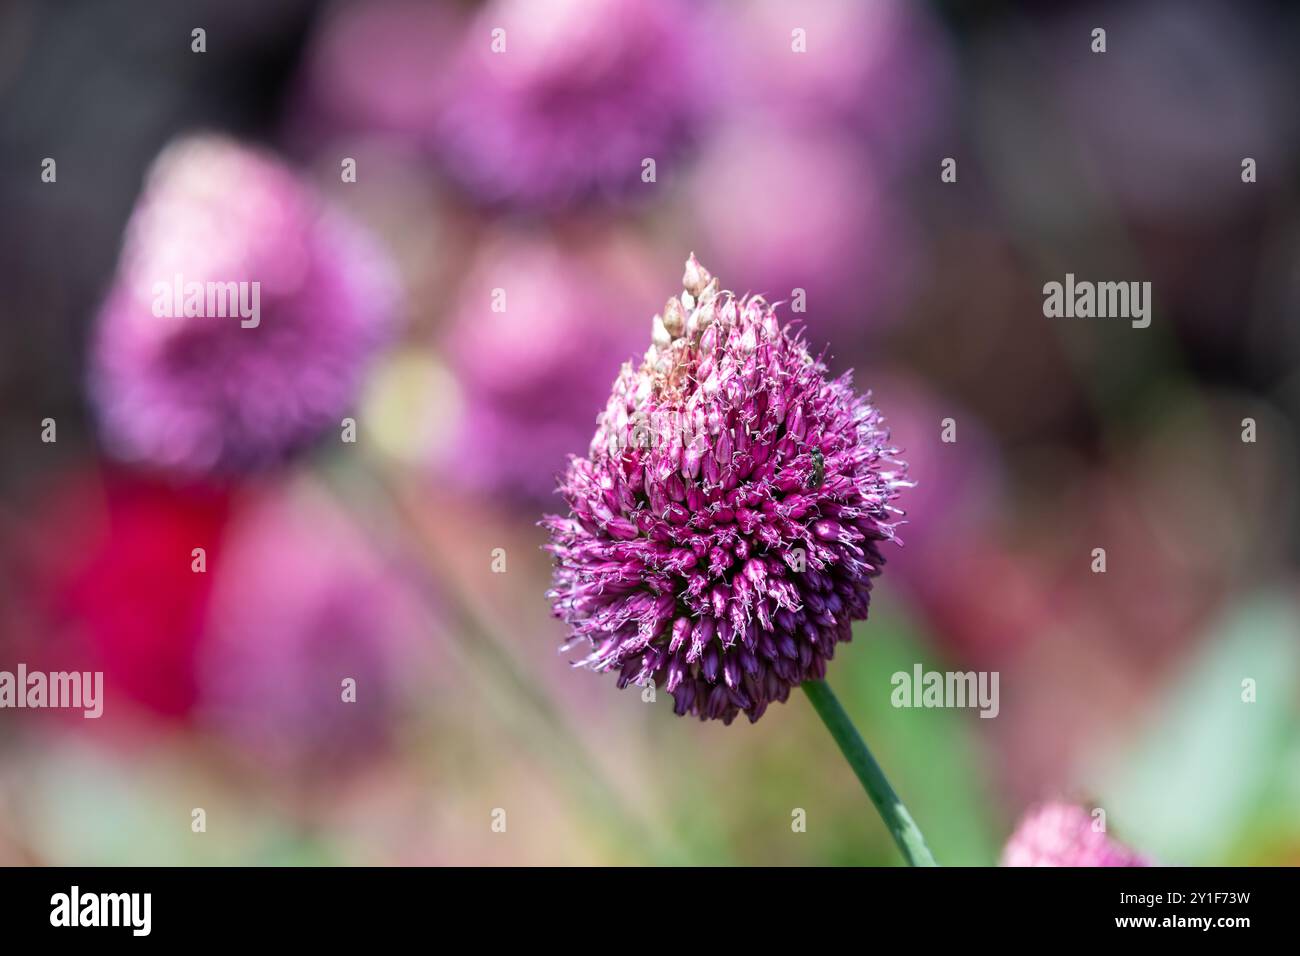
[
  {"left": 721, "top": 0, "right": 953, "bottom": 169},
  {"left": 197, "top": 482, "right": 427, "bottom": 773},
  {"left": 442, "top": 233, "right": 654, "bottom": 504},
  {"left": 1001, "top": 803, "right": 1150, "bottom": 867},
  {"left": 434, "top": 0, "right": 705, "bottom": 209},
  {"left": 543, "top": 257, "right": 908, "bottom": 724},
  {"left": 686, "top": 123, "right": 913, "bottom": 342},
  {"left": 90, "top": 135, "right": 399, "bottom": 475},
  {"left": 290, "top": 0, "right": 462, "bottom": 147}
]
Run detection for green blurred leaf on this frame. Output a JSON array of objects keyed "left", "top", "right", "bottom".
[
  {"left": 835, "top": 596, "right": 1002, "bottom": 865},
  {"left": 1093, "top": 593, "right": 1300, "bottom": 864}
]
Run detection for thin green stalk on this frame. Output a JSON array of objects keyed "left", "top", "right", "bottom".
[
  {"left": 318, "top": 457, "right": 690, "bottom": 864},
  {"left": 802, "top": 679, "right": 938, "bottom": 866}
]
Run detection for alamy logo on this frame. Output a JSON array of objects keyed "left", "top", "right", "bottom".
[
  {"left": 1042, "top": 273, "right": 1151, "bottom": 328},
  {"left": 891, "top": 665, "right": 1000, "bottom": 718},
  {"left": 0, "top": 664, "right": 103, "bottom": 718},
  {"left": 50, "top": 886, "right": 151, "bottom": 936},
  {"left": 151, "top": 273, "right": 261, "bottom": 328}
]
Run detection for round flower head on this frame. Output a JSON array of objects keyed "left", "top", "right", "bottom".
[
  {"left": 1001, "top": 802, "right": 1151, "bottom": 867},
  {"left": 435, "top": 0, "right": 704, "bottom": 209},
  {"left": 90, "top": 135, "right": 399, "bottom": 475},
  {"left": 544, "top": 257, "right": 908, "bottom": 724}
]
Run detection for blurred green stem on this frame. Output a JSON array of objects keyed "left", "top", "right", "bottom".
[
  {"left": 802, "top": 679, "right": 938, "bottom": 866},
  {"left": 320, "top": 457, "right": 690, "bottom": 864}
]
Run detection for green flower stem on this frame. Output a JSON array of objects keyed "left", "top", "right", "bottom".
[{"left": 802, "top": 679, "right": 938, "bottom": 866}]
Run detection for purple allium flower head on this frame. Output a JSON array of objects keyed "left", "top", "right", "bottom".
[
  {"left": 90, "top": 135, "right": 399, "bottom": 475},
  {"left": 434, "top": 0, "right": 704, "bottom": 209},
  {"left": 1001, "top": 803, "right": 1151, "bottom": 867},
  {"left": 543, "top": 256, "right": 908, "bottom": 724}
]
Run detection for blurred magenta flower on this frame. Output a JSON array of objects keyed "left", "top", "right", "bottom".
[
  {"left": 196, "top": 481, "right": 427, "bottom": 773},
  {"left": 434, "top": 0, "right": 706, "bottom": 208},
  {"left": 291, "top": 0, "right": 462, "bottom": 147},
  {"left": 721, "top": 0, "right": 953, "bottom": 168},
  {"left": 90, "top": 135, "right": 399, "bottom": 475},
  {"left": 1001, "top": 802, "right": 1150, "bottom": 867},
  {"left": 544, "top": 257, "right": 908, "bottom": 723},
  {"left": 686, "top": 122, "right": 912, "bottom": 343},
  {"left": 441, "top": 232, "right": 655, "bottom": 503},
  {"left": 10, "top": 469, "right": 232, "bottom": 722}
]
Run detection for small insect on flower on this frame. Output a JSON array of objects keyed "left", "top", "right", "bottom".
[
  {"left": 806, "top": 447, "right": 825, "bottom": 491},
  {"left": 543, "top": 256, "right": 909, "bottom": 724}
]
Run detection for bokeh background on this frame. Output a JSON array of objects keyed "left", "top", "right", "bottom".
[{"left": 1, "top": 0, "right": 1298, "bottom": 865}]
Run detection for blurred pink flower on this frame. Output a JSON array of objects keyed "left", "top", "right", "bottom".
[
  {"left": 440, "top": 232, "right": 656, "bottom": 503},
  {"left": 90, "top": 135, "right": 399, "bottom": 475},
  {"left": 721, "top": 0, "right": 953, "bottom": 169},
  {"left": 290, "top": 0, "right": 462, "bottom": 147},
  {"left": 196, "top": 482, "right": 428, "bottom": 774},
  {"left": 686, "top": 123, "right": 914, "bottom": 346},
  {"left": 434, "top": 0, "right": 707, "bottom": 208},
  {"left": 1002, "top": 802, "right": 1150, "bottom": 867}
]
